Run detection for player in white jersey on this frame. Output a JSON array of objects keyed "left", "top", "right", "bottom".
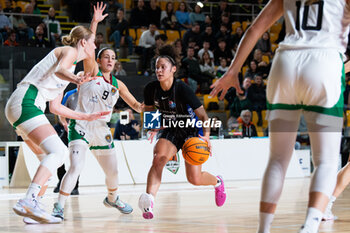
[
  {"left": 210, "top": 0, "right": 350, "bottom": 233},
  {"left": 51, "top": 5, "right": 143, "bottom": 221},
  {"left": 5, "top": 20, "right": 110, "bottom": 224}
]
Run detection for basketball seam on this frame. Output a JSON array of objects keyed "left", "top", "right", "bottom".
[{"left": 184, "top": 151, "right": 201, "bottom": 165}]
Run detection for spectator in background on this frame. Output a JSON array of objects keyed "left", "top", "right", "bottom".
[
  {"left": 214, "top": 38, "right": 232, "bottom": 66},
  {"left": 129, "top": 0, "right": 148, "bottom": 28},
  {"left": 198, "top": 40, "right": 214, "bottom": 60},
  {"left": 253, "top": 48, "right": 270, "bottom": 78},
  {"left": 189, "top": 3, "right": 205, "bottom": 26},
  {"left": 3, "top": 0, "right": 14, "bottom": 13},
  {"left": 147, "top": 0, "right": 161, "bottom": 28},
  {"left": 137, "top": 23, "right": 160, "bottom": 75},
  {"left": 203, "top": 15, "right": 217, "bottom": 35},
  {"left": 231, "top": 26, "right": 243, "bottom": 48},
  {"left": 106, "top": 0, "right": 122, "bottom": 23},
  {"left": 30, "top": 0, "right": 41, "bottom": 14},
  {"left": 215, "top": 23, "right": 231, "bottom": 49},
  {"left": 44, "top": 7, "right": 62, "bottom": 46},
  {"left": 218, "top": 12, "right": 231, "bottom": 34},
  {"left": 182, "top": 23, "right": 201, "bottom": 50},
  {"left": 212, "top": 0, "right": 230, "bottom": 29},
  {"left": 175, "top": 1, "right": 191, "bottom": 30},
  {"left": 160, "top": 2, "right": 178, "bottom": 30},
  {"left": 199, "top": 51, "right": 216, "bottom": 78},
  {"left": 244, "top": 60, "right": 259, "bottom": 79},
  {"left": 200, "top": 25, "right": 216, "bottom": 51},
  {"left": 182, "top": 46, "right": 212, "bottom": 94},
  {"left": 95, "top": 32, "right": 104, "bottom": 52},
  {"left": 109, "top": 8, "right": 133, "bottom": 56},
  {"left": 0, "top": 4, "right": 11, "bottom": 42},
  {"left": 216, "top": 57, "right": 229, "bottom": 78},
  {"left": 229, "top": 88, "right": 252, "bottom": 120},
  {"left": 114, "top": 109, "right": 140, "bottom": 140},
  {"left": 247, "top": 73, "right": 266, "bottom": 126},
  {"left": 173, "top": 38, "right": 184, "bottom": 64},
  {"left": 28, "top": 24, "right": 51, "bottom": 48},
  {"left": 150, "top": 34, "right": 168, "bottom": 74},
  {"left": 3, "top": 29, "right": 18, "bottom": 46},
  {"left": 23, "top": 4, "right": 43, "bottom": 33},
  {"left": 12, "top": 7, "right": 34, "bottom": 41},
  {"left": 256, "top": 31, "right": 272, "bottom": 57},
  {"left": 237, "top": 110, "right": 257, "bottom": 138},
  {"left": 113, "top": 61, "right": 127, "bottom": 76}
]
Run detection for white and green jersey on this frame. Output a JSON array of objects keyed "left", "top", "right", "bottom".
[
  {"left": 18, "top": 49, "right": 76, "bottom": 102},
  {"left": 75, "top": 70, "right": 120, "bottom": 123},
  {"left": 280, "top": 0, "right": 350, "bottom": 54}
]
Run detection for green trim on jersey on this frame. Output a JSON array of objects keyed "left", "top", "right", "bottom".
[
  {"left": 73, "top": 61, "right": 77, "bottom": 65},
  {"left": 97, "top": 70, "right": 119, "bottom": 89},
  {"left": 267, "top": 55, "right": 345, "bottom": 118},
  {"left": 90, "top": 142, "right": 115, "bottom": 150},
  {"left": 13, "top": 84, "right": 44, "bottom": 129},
  {"left": 68, "top": 119, "right": 89, "bottom": 144}
]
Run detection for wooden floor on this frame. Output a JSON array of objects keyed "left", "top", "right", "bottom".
[{"left": 1, "top": 178, "right": 350, "bottom": 233}]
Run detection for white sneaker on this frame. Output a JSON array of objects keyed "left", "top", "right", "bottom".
[
  {"left": 23, "top": 217, "right": 39, "bottom": 224},
  {"left": 13, "top": 198, "right": 62, "bottom": 224},
  {"left": 138, "top": 193, "right": 154, "bottom": 219},
  {"left": 322, "top": 209, "right": 338, "bottom": 221}
]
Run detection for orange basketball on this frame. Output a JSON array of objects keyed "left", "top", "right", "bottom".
[{"left": 182, "top": 137, "right": 210, "bottom": 165}]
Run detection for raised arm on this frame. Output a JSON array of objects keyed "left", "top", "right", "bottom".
[
  {"left": 210, "top": 0, "right": 284, "bottom": 99},
  {"left": 90, "top": 2, "right": 108, "bottom": 35}
]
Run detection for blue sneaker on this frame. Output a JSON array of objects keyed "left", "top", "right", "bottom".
[{"left": 103, "top": 196, "right": 133, "bottom": 214}]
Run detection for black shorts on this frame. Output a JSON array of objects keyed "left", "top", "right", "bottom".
[{"left": 158, "top": 128, "right": 199, "bottom": 151}]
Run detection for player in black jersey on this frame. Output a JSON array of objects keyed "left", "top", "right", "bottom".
[{"left": 138, "top": 45, "right": 226, "bottom": 219}]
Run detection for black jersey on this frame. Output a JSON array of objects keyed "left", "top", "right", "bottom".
[{"left": 144, "top": 78, "right": 202, "bottom": 126}]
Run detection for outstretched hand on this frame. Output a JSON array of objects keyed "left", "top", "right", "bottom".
[
  {"left": 76, "top": 72, "right": 97, "bottom": 85},
  {"left": 86, "top": 111, "right": 110, "bottom": 121},
  {"left": 93, "top": 2, "right": 108, "bottom": 23},
  {"left": 210, "top": 71, "right": 243, "bottom": 100}
]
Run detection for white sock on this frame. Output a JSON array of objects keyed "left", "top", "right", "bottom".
[
  {"left": 303, "top": 207, "right": 323, "bottom": 232},
  {"left": 107, "top": 188, "right": 118, "bottom": 203},
  {"left": 25, "top": 183, "right": 41, "bottom": 202},
  {"left": 326, "top": 195, "right": 336, "bottom": 211},
  {"left": 58, "top": 193, "right": 69, "bottom": 207},
  {"left": 257, "top": 212, "right": 274, "bottom": 233}
]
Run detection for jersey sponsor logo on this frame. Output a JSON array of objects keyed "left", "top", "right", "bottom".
[
  {"left": 105, "top": 134, "right": 112, "bottom": 143},
  {"left": 111, "top": 87, "right": 117, "bottom": 95},
  {"left": 89, "top": 95, "right": 98, "bottom": 103},
  {"left": 169, "top": 100, "right": 176, "bottom": 109},
  {"left": 154, "top": 101, "right": 159, "bottom": 107},
  {"left": 96, "top": 82, "right": 101, "bottom": 85},
  {"left": 144, "top": 110, "right": 161, "bottom": 129}
]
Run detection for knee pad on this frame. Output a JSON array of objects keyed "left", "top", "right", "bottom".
[{"left": 39, "top": 135, "right": 69, "bottom": 175}]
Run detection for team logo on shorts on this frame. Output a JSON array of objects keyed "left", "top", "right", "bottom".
[
  {"left": 165, "top": 152, "right": 180, "bottom": 174},
  {"left": 144, "top": 110, "right": 161, "bottom": 129},
  {"left": 105, "top": 135, "right": 112, "bottom": 143},
  {"left": 111, "top": 87, "right": 117, "bottom": 95}
]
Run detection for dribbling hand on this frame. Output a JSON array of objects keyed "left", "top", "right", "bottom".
[
  {"left": 210, "top": 71, "right": 243, "bottom": 100},
  {"left": 199, "top": 134, "right": 212, "bottom": 157}
]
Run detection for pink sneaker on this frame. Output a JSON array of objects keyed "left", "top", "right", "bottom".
[
  {"left": 215, "top": 176, "right": 226, "bottom": 207},
  {"left": 138, "top": 193, "right": 154, "bottom": 219}
]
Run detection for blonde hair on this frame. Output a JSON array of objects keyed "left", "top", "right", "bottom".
[{"left": 61, "top": 26, "right": 93, "bottom": 47}]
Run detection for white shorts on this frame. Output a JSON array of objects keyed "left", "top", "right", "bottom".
[
  {"left": 68, "top": 119, "right": 115, "bottom": 156},
  {"left": 266, "top": 48, "right": 344, "bottom": 127},
  {"left": 5, "top": 84, "right": 49, "bottom": 140}
]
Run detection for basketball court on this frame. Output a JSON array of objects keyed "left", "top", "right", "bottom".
[{"left": 1, "top": 178, "right": 350, "bottom": 232}]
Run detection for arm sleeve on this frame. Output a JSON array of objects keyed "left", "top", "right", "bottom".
[
  {"left": 144, "top": 82, "right": 155, "bottom": 106},
  {"left": 178, "top": 81, "right": 202, "bottom": 110}
]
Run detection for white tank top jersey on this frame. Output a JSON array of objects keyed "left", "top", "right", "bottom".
[
  {"left": 280, "top": 0, "right": 350, "bottom": 53},
  {"left": 75, "top": 70, "right": 119, "bottom": 123},
  {"left": 18, "top": 49, "right": 76, "bottom": 101}
]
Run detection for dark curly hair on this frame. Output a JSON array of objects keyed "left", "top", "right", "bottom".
[{"left": 157, "top": 44, "right": 178, "bottom": 67}]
